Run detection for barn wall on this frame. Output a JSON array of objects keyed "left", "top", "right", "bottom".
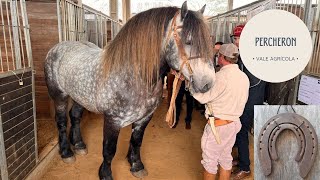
[
  {"left": 0, "top": 69, "right": 37, "bottom": 180},
  {"left": 254, "top": 105, "right": 320, "bottom": 179},
  {"left": 26, "top": 1, "right": 59, "bottom": 119}
]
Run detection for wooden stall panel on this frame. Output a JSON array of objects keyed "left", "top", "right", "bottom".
[
  {"left": 0, "top": 70, "right": 36, "bottom": 180},
  {"left": 26, "top": 2, "right": 59, "bottom": 119}
]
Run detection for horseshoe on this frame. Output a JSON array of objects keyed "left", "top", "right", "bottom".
[{"left": 258, "top": 113, "right": 318, "bottom": 178}]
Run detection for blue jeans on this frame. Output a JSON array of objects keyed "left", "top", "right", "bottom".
[
  {"left": 235, "top": 80, "right": 266, "bottom": 171},
  {"left": 175, "top": 81, "right": 193, "bottom": 124}
]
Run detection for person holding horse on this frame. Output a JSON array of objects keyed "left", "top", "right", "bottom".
[
  {"left": 231, "top": 25, "right": 267, "bottom": 180},
  {"left": 191, "top": 43, "right": 249, "bottom": 180}
]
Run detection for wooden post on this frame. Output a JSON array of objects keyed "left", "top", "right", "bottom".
[{"left": 110, "top": 0, "right": 118, "bottom": 20}]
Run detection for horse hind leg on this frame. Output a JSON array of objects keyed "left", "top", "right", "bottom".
[
  {"left": 54, "top": 96, "right": 76, "bottom": 163},
  {"left": 127, "top": 114, "right": 153, "bottom": 178},
  {"left": 69, "top": 101, "right": 87, "bottom": 155}
]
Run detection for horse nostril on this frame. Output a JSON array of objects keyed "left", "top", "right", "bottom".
[{"left": 201, "top": 83, "right": 210, "bottom": 93}]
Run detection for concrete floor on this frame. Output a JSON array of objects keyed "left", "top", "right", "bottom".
[{"left": 41, "top": 100, "right": 254, "bottom": 180}]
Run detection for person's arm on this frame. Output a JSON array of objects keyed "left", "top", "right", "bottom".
[{"left": 192, "top": 73, "right": 226, "bottom": 104}]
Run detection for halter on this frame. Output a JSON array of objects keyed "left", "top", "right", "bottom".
[{"left": 164, "top": 11, "right": 202, "bottom": 86}]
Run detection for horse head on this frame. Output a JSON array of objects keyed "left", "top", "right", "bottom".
[{"left": 163, "top": 2, "right": 215, "bottom": 93}]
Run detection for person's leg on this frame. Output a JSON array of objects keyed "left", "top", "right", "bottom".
[
  {"left": 204, "top": 169, "right": 216, "bottom": 180},
  {"left": 174, "top": 82, "right": 185, "bottom": 127},
  {"left": 201, "top": 124, "right": 220, "bottom": 179},
  {"left": 236, "top": 109, "right": 253, "bottom": 172},
  {"left": 166, "top": 72, "right": 175, "bottom": 104},
  {"left": 219, "top": 121, "right": 242, "bottom": 180},
  {"left": 185, "top": 90, "right": 194, "bottom": 129},
  {"left": 218, "top": 168, "right": 231, "bottom": 180}
]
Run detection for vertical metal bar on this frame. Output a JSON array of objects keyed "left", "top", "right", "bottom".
[
  {"left": 5, "top": 1, "right": 15, "bottom": 70},
  {"left": 10, "top": 0, "right": 21, "bottom": 69},
  {"left": 299, "top": 0, "right": 303, "bottom": 19},
  {"left": 222, "top": 17, "right": 227, "bottom": 43},
  {"left": 15, "top": 0, "right": 26, "bottom": 68},
  {"left": 0, "top": 1, "right": 9, "bottom": 71},
  {"left": 63, "top": 0, "right": 67, "bottom": 41},
  {"left": 215, "top": 17, "right": 220, "bottom": 42},
  {"left": 0, "top": 109, "right": 9, "bottom": 180},
  {"left": 66, "top": 1, "right": 71, "bottom": 41},
  {"left": 20, "top": 0, "right": 37, "bottom": 162},
  {"left": 20, "top": 0, "right": 33, "bottom": 68},
  {"left": 0, "top": 44, "right": 3, "bottom": 72},
  {"left": 304, "top": 0, "right": 312, "bottom": 29},
  {"left": 111, "top": 21, "right": 114, "bottom": 40},
  {"left": 100, "top": 15, "right": 103, "bottom": 48},
  {"left": 295, "top": 0, "right": 298, "bottom": 15},
  {"left": 95, "top": 14, "right": 98, "bottom": 44},
  {"left": 57, "top": 0, "right": 62, "bottom": 42},
  {"left": 104, "top": 18, "right": 107, "bottom": 45}
]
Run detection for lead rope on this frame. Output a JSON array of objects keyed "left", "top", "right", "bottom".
[
  {"left": 207, "top": 104, "right": 222, "bottom": 144},
  {"left": 165, "top": 60, "right": 189, "bottom": 128},
  {"left": 165, "top": 71, "right": 183, "bottom": 128}
]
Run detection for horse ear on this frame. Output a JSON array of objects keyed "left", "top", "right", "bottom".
[
  {"left": 198, "top": 4, "right": 206, "bottom": 14},
  {"left": 180, "top": 1, "right": 188, "bottom": 20}
]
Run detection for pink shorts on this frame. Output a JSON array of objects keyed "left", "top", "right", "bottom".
[{"left": 201, "top": 121, "right": 242, "bottom": 174}]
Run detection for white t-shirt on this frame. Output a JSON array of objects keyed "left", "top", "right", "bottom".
[{"left": 193, "top": 64, "right": 249, "bottom": 121}]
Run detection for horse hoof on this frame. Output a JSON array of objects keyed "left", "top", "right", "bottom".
[
  {"left": 131, "top": 169, "right": 148, "bottom": 178},
  {"left": 62, "top": 156, "right": 76, "bottom": 163},
  {"left": 75, "top": 148, "right": 88, "bottom": 155}
]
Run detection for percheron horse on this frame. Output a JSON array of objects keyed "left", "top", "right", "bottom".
[{"left": 44, "top": 2, "right": 215, "bottom": 179}]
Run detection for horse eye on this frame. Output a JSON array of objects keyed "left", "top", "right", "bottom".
[{"left": 185, "top": 41, "right": 192, "bottom": 45}]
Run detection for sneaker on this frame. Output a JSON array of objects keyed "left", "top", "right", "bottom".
[{"left": 233, "top": 170, "right": 250, "bottom": 180}]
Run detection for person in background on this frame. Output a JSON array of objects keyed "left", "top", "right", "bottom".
[
  {"left": 213, "top": 41, "right": 224, "bottom": 70},
  {"left": 192, "top": 44, "right": 249, "bottom": 180},
  {"left": 232, "top": 25, "right": 267, "bottom": 180},
  {"left": 173, "top": 80, "right": 194, "bottom": 129}
]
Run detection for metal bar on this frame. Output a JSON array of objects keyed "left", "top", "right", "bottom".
[
  {"left": 100, "top": 15, "right": 103, "bottom": 48},
  {"left": 0, "top": 44, "right": 3, "bottom": 72},
  {"left": 15, "top": 0, "right": 25, "bottom": 69},
  {"left": 95, "top": 14, "right": 98, "bottom": 44},
  {"left": 57, "top": 0, "right": 62, "bottom": 42},
  {"left": 10, "top": 0, "right": 21, "bottom": 69},
  {"left": 5, "top": 0, "right": 15, "bottom": 70},
  {"left": 62, "top": 0, "right": 66, "bottom": 41},
  {"left": 299, "top": 0, "right": 302, "bottom": 19},
  {"left": 0, "top": 1, "right": 8, "bottom": 72},
  {"left": 0, "top": 108, "right": 9, "bottom": 180},
  {"left": 295, "top": 0, "right": 298, "bottom": 15},
  {"left": 20, "top": 0, "right": 33, "bottom": 68}
]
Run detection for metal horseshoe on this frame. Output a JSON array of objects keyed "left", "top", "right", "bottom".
[{"left": 258, "top": 113, "right": 318, "bottom": 178}]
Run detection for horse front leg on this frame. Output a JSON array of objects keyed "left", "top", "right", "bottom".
[
  {"left": 99, "top": 115, "right": 121, "bottom": 180},
  {"left": 127, "top": 114, "right": 153, "bottom": 178}
]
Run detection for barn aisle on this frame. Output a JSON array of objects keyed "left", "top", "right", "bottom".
[{"left": 41, "top": 99, "right": 254, "bottom": 180}]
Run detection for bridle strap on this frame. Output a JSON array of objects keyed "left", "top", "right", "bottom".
[{"left": 164, "top": 11, "right": 195, "bottom": 78}]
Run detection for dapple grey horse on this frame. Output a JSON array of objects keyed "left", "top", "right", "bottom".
[{"left": 44, "top": 2, "right": 215, "bottom": 179}]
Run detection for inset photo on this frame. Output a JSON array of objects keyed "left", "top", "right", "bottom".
[{"left": 254, "top": 105, "right": 319, "bottom": 179}]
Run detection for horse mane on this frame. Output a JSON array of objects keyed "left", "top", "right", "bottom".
[{"left": 101, "top": 6, "right": 212, "bottom": 89}]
